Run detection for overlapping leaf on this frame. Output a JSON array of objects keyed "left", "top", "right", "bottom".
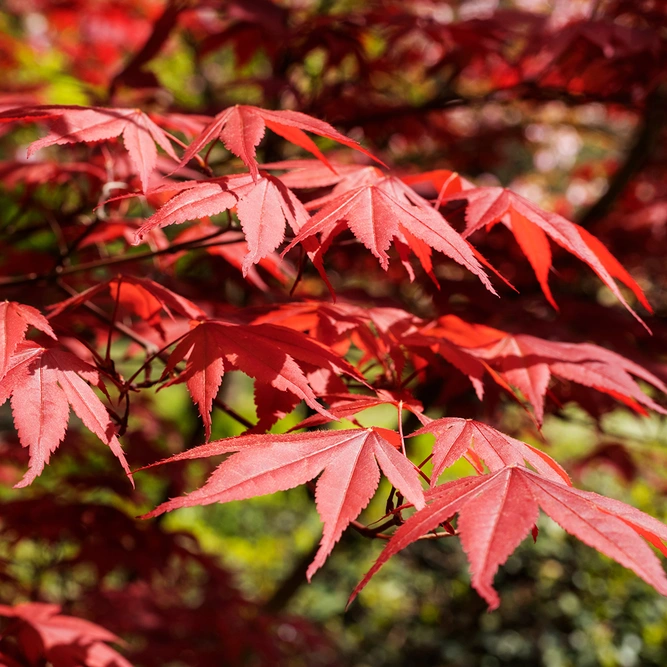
[
  {"left": 251, "top": 300, "right": 423, "bottom": 379},
  {"left": 142, "top": 427, "right": 425, "bottom": 578},
  {"left": 473, "top": 332, "right": 667, "bottom": 423},
  {"left": 178, "top": 104, "right": 381, "bottom": 180},
  {"left": 400, "top": 330, "right": 489, "bottom": 400},
  {"left": 133, "top": 177, "right": 244, "bottom": 241},
  {"left": 444, "top": 186, "right": 650, "bottom": 320},
  {"left": 412, "top": 418, "right": 570, "bottom": 485},
  {"left": 250, "top": 299, "right": 371, "bottom": 351},
  {"left": 0, "top": 344, "right": 129, "bottom": 487},
  {"left": 0, "top": 105, "right": 179, "bottom": 191},
  {"left": 284, "top": 173, "right": 495, "bottom": 292},
  {"left": 351, "top": 466, "right": 667, "bottom": 610},
  {"left": 0, "top": 301, "right": 56, "bottom": 380},
  {"left": 134, "top": 174, "right": 316, "bottom": 275},
  {"left": 284, "top": 165, "right": 442, "bottom": 284},
  {"left": 47, "top": 275, "right": 205, "bottom": 326},
  {"left": 520, "top": 20, "right": 661, "bottom": 99},
  {"left": 161, "top": 320, "right": 362, "bottom": 438},
  {"left": 413, "top": 316, "right": 667, "bottom": 423}
]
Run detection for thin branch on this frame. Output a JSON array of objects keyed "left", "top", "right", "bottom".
[
  {"left": 397, "top": 401, "right": 406, "bottom": 456},
  {"left": 0, "top": 231, "right": 240, "bottom": 289},
  {"left": 106, "top": 276, "right": 123, "bottom": 362},
  {"left": 61, "top": 217, "right": 104, "bottom": 261},
  {"left": 350, "top": 519, "right": 455, "bottom": 541},
  {"left": 212, "top": 398, "right": 255, "bottom": 430},
  {"left": 123, "top": 330, "right": 191, "bottom": 387},
  {"left": 56, "top": 280, "right": 159, "bottom": 355},
  {"left": 330, "top": 83, "right": 645, "bottom": 132},
  {"left": 58, "top": 281, "right": 255, "bottom": 432}
]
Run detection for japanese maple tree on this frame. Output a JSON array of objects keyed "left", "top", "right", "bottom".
[{"left": 0, "top": 0, "right": 666, "bottom": 664}]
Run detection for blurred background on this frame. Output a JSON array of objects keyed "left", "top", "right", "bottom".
[{"left": 0, "top": 0, "right": 666, "bottom": 665}]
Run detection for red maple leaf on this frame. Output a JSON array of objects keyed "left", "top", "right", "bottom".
[
  {"left": 48, "top": 274, "right": 205, "bottom": 331},
  {"left": 400, "top": 330, "right": 490, "bottom": 400},
  {"left": 250, "top": 300, "right": 392, "bottom": 346},
  {"left": 133, "top": 174, "right": 316, "bottom": 275},
  {"left": 251, "top": 300, "right": 424, "bottom": 381},
  {"left": 161, "top": 320, "right": 362, "bottom": 438},
  {"left": 351, "top": 466, "right": 667, "bottom": 610},
  {"left": 0, "top": 343, "right": 129, "bottom": 487},
  {"left": 520, "top": 20, "right": 661, "bottom": 98},
  {"left": 420, "top": 315, "right": 503, "bottom": 348},
  {"left": 412, "top": 418, "right": 570, "bottom": 485},
  {"left": 401, "top": 169, "right": 473, "bottom": 203},
  {"left": 141, "top": 427, "right": 425, "bottom": 579},
  {"left": 178, "top": 104, "right": 382, "bottom": 180},
  {"left": 0, "top": 301, "right": 56, "bottom": 381},
  {"left": 0, "top": 602, "right": 131, "bottom": 667},
  {"left": 472, "top": 333, "right": 667, "bottom": 423},
  {"left": 0, "top": 159, "right": 106, "bottom": 190},
  {"left": 414, "top": 316, "right": 667, "bottom": 423},
  {"left": 284, "top": 174, "right": 496, "bottom": 291},
  {"left": 445, "top": 186, "right": 650, "bottom": 321},
  {"left": 0, "top": 105, "right": 180, "bottom": 192}
]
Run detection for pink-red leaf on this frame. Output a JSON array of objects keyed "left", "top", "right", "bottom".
[
  {"left": 179, "top": 105, "right": 381, "bottom": 180},
  {"left": 133, "top": 179, "right": 242, "bottom": 243},
  {"left": 285, "top": 175, "right": 495, "bottom": 292},
  {"left": 142, "top": 427, "right": 425, "bottom": 578},
  {"left": 414, "top": 317, "right": 666, "bottom": 424},
  {"left": 472, "top": 333, "right": 667, "bottom": 423},
  {"left": 161, "top": 320, "right": 360, "bottom": 438},
  {"left": 134, "top": 174, "right": 311, "bottom": 276},
  {"left": 48, "top": 275, "right": 205, "bottom": 328},
  {"left": 0, "top": 301, "right": 56, "bottom": 380},
  {"left": 0, "top": 344, "right": 129, "bottom": 487},
  {"left": 0, "top": 602, "right": 131, "bottom": 667},
  {"left": 4, "top": 105, "right": 179, "bottom": 192},
  {"left": 412, "top": 418, "right": 570, "bottom": 485},
  {"left": 449, "top": 186, "right": 650, "bottom": 321},
  {"left": 351, "top": 466, "right": 667, "bottom": 610}
]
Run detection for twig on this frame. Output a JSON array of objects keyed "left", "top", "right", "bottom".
[
  {"left": 0, "top": 232, "right": 241, "bottom": 289},
  {"left": 57, "top": 279, "right": 158, "bottom": 354},
  {"left": 108, "top": 0, "right": 189, "bottom": 99}
]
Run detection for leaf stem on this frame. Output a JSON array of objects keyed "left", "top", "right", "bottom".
[
  {"left": 106, "top": 276, "right": 123, "bottom": 363},
  {"left": 397, "top": 400, "right": 406, "bottom": 456}
]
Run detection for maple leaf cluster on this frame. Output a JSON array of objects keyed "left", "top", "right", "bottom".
[{"left": 1, "top": 0, "right": 667, "bottom": 663}]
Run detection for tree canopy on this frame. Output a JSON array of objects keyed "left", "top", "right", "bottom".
[{"left": 0, "top": 1, "right": 666, "bottom": 665}]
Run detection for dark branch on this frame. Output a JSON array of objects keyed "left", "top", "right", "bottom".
[
  {"left": 579, "top": 87, "right": 666, "bottom": 226},
  {"left": 108, "top": 0, "right": 188, "bottom": 99}
]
